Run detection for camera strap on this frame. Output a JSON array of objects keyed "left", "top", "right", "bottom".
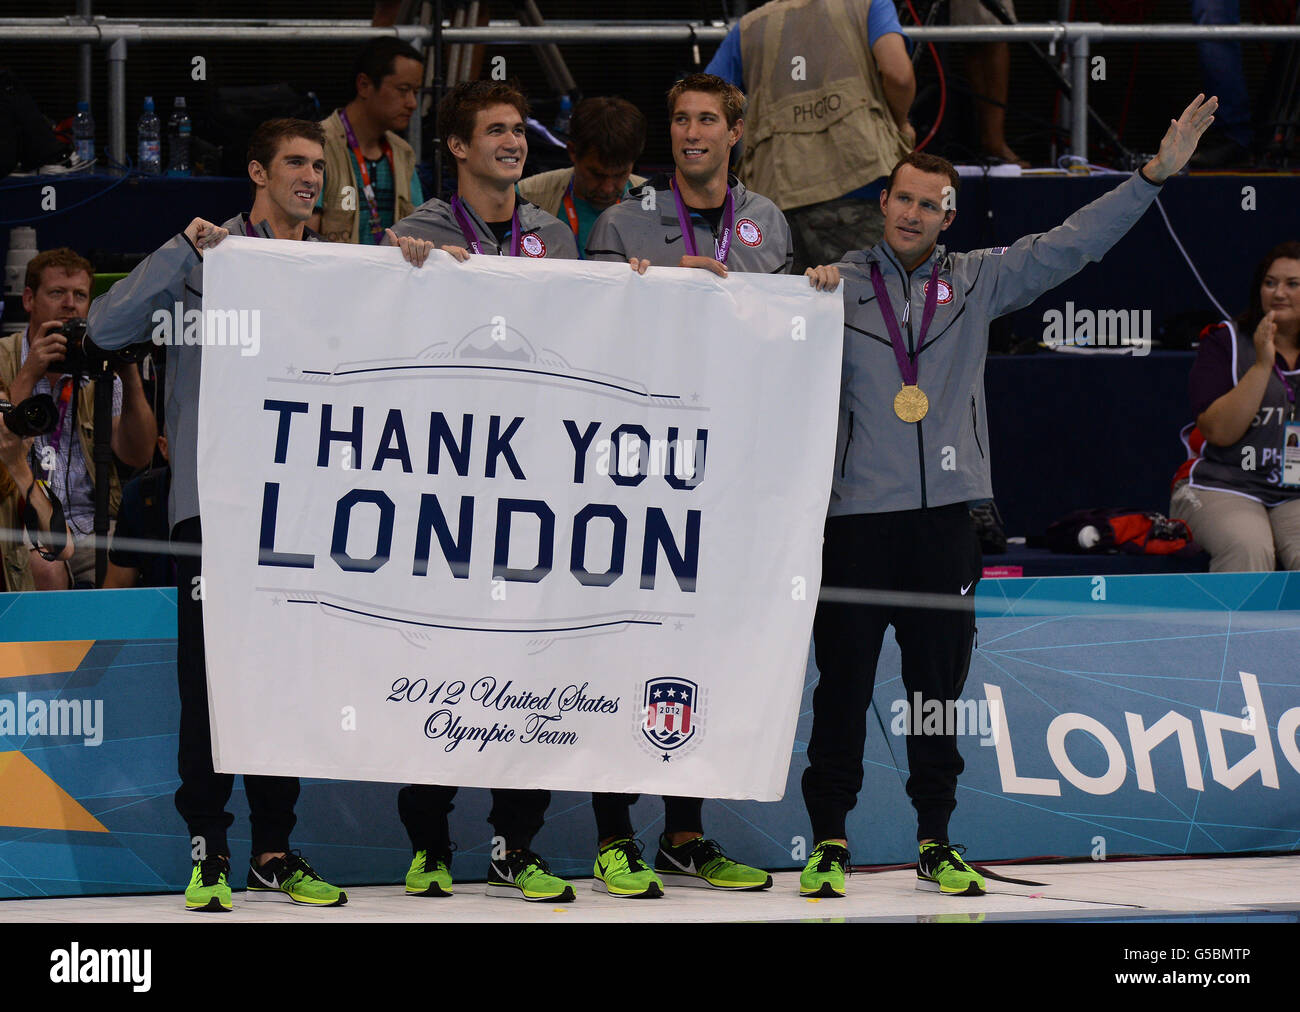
[{"left": 22, "top": 478, "right": 69, "bottom": 562}]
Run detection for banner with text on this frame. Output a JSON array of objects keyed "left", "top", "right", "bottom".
[{"left": 198, "top": 238, "right": 843, "bottom": 799}]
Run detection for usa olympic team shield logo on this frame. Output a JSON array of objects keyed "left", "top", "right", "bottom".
[
  {"left": 520, "top": 233, "right": 547, "bottom": 257},
  {"left": 923, "top": 278, "right": 954, "bottom": 304},
  {"left": 642, "top": 677, "right": 699, "bottom": 751},
  {"left": 736, "top": 218, "right": 763, "bottom": 247}
]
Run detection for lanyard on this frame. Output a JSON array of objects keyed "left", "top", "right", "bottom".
[
  {"left": 561, "top": 180, "right": 580, "bottom": 236},
  {"left": 243, "top": 213, "right": 258, "bottom": 238},
  {"left": 869, "top": 260, "right": 943, "bottom": 387},
  {"left": 49, "top": 378, "right": 74, "bottom": 451},
  {"left": 669, "top": 179, "right": 734, "bottom": 264},
  {"left": 451, "top": 195, "right": 521, "bottom": 256},
  {"left": 1274, "top": 363, "right": 1297, "bottom": 420},
  {"left": 338, "top": 108, "right": 392, "bottom": 244},
  {"left": 561, "top": 181, "right": 584, "bottom": 259}
]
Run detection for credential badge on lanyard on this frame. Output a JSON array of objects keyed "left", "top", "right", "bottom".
[{"left": 1276, "top": 365, "right": 1300, "bottom": 487}]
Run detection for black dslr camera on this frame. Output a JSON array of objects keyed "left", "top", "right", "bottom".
[
  {"left": 58, "top": 318, "right": 150, "bottom": 379},
  {"left": 0, "top": 394, "right": 59, "bottom": 438}
]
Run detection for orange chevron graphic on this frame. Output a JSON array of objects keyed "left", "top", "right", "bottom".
[
  {"left": 0, "top": 642, "right": 95, "bottom": 679},
  {"left": 0, "top": 751, "right": 108, "bottom": 832}
]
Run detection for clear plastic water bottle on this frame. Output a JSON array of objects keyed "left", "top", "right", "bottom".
[
  {"left": 166, "top": 96, "right": 191, "bottom": 177},
  {"left": 138, "top": 96, "right": 161, "bottom": 175},
  {"left": 73, "top": 100, "right": 95, "bottom": 165},
  {"left": 554, "top": 94, "right": 572, "bottom": 138}
]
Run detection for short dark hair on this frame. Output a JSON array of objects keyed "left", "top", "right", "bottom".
[
  {"left": 886, "top": 152, "right": 961, "bottom": 204},
  {"left": 568, "top": 97, "right": 646, "bottom": 167},
  {"left": 439, "top": 80, "right": 530, "bottom": 160},
  {"left": 353, "top": 37, "right": 424, "bottom": 94},
  {"left": 667, "top": 73, "right": 746, "bottom": 129},
  {"left": 1240, "top": 240, "right": 1300, "bottom": 337},
  {"left": 25, "top": 248, "right": 94, "bottom": 295},
  {"left": 246, "top": 118, "right": 326, "bottom": 194}
]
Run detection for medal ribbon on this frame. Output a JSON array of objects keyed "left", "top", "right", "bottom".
[
  {"left": 669, "top": 178, "right": 734, "bottom": 264},
  {"left": 869, "top": 259, "right": 943, "bottom": 387},
  {"left": 338, "top": 108, "right": 393, "bottom": 244},
  {"left": 451, "top": 195, "right": 521, "bottom": 257},
  {"left": 244, "top": 212, "right": 313, "bottom": 241}
]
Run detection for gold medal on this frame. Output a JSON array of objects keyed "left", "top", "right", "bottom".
[{"left": 894, "top": 384, "right": 929, "bottom": 423}]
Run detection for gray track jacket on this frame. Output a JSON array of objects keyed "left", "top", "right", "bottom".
[
  {"left": 389, "top": 195, "right": 578, "bottom": 259},
  {"left": 830, "top": 170, "right": 1162, "bottom": 516},
  {"left": 88, "top": 214, "right": 319, "bottom": 529}
]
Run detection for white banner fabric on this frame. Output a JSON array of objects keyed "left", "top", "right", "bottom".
[{"left": 198, "top": 237, "right": 842, "bottom": 800}]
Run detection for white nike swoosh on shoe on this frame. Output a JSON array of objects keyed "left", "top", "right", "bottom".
[
  {"left": 492, "top": 863, "right": 515, "bottom": 883},
  {"left": 960, "top": 582, "right": 973, "bottom": 595},
  {"left": 658, "top": 850, "right": 699, "bottom": 875},
  {"left": 249, "top": 867, "right": 281, "bottom": 889}
]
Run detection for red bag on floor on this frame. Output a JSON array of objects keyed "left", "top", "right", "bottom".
[{"left": 1045, "top": 509, "right": 1202, "bottom": 556}]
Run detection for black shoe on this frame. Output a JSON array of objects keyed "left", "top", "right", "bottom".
[
  {"left": 486, "top": 849, "right": 575, "bottom": 902},
  {"left": 246, "top": 850, "right": 348, "bottom": 905},
  {"left": 1191, "top": 131, "right": 1252, "bottom": 170},
  {"left": 654, "top": 835, "right": 773, "bottom": 890},
  {"left": 969, "top": 500, "right": 1007, "bottom": 554}
]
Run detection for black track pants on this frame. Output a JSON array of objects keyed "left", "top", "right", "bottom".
[{"left": 802, "top": 505, "right": 982, "bottom": 844}]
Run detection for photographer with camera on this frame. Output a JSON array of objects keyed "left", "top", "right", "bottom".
[
  {"left": 0, "top": 249, "right": 157, "bottom": 588},
  {"left": 0, "top": 383, "right": 74, "bottom": 592}
]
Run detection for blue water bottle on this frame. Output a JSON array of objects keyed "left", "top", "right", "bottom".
[
  {"left": 73, "top": 100, "right": 95, "bottom": 165},
  {"left": 138, "top": 97, "right": 161, "bottom": 175}
]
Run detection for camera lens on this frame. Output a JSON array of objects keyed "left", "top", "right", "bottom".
[
  {"left": 59, "top": 318, "right": 89, "bottom": 341},
  {"left": 1, "top": 394, "right": 59, "bottom": 438}
]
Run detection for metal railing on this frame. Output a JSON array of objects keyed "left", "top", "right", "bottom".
[{"left": 3, "top": 17, "right": 1298, "bottom": 171}]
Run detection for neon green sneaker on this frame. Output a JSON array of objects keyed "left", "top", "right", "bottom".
[
  {"left": 654, "top": 835, "right": 772, "bottom": 890},
  {"left": 405, "top": 850, "right": 453, "bottom": 897},
  {"left": 246, "top": 851, "right": 348, "bottom": 906},
  {"left": 917, "top": 841, "right": 986, "bottom": 896},
  {"left": 593, "top": 838, "right": 664, "bottom": 898},
  {"left": 486, "top": 849, "right": 575, "bottom": 902},
  {"left": 185, "top": 855, "right": 232, "bottom": 912},
  {"left": 799, "top": 842, "right": 850, "bottom": 898}
]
